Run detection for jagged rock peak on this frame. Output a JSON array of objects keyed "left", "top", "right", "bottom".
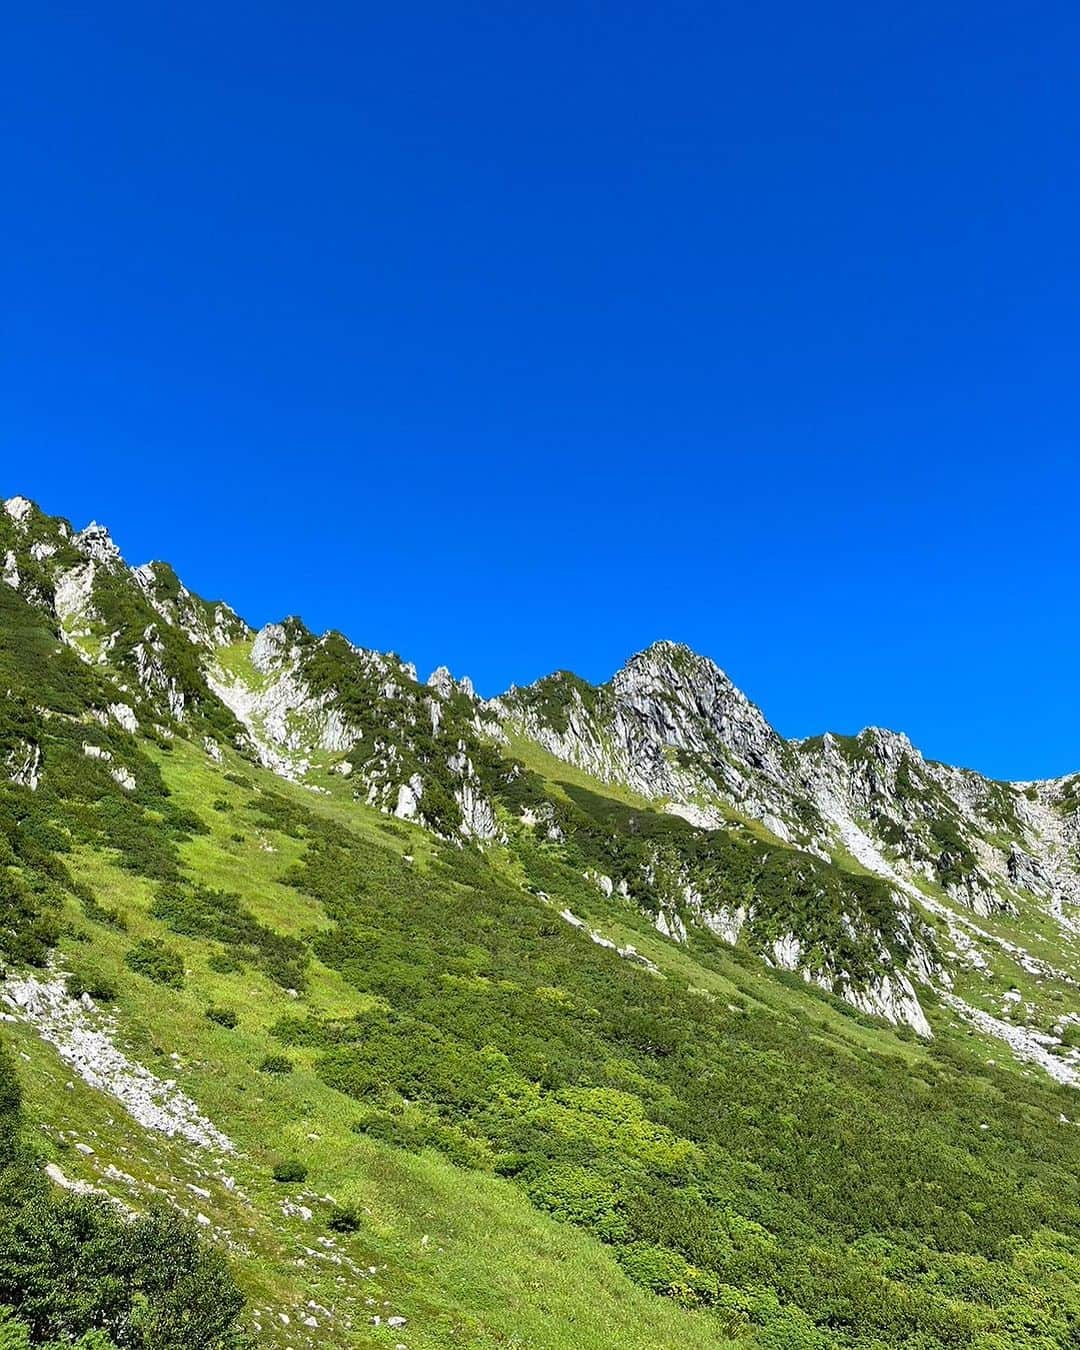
[
  {"left": 73, "top": 520, "right": 123, "bottom": 565},
  {"left": 250, "top": 621, "right": 301, "bottom": 672},
  {"left": 3, "top": 496, "right": 36, "bottom": 526},
  {"left": 808, "top": 727, "right": 917, "bottom": 763},
  {"left": 614, "top": 640, "right": 761, "bottom": 714},
  {"left": 427, "top": 666, "right": 476, "bottom": 700},
  {"left": 619, "top": 637, "right": 719, "bottom": 674},
  {"left": 612, "top": 639, "right": 784, "bottom": 761}
]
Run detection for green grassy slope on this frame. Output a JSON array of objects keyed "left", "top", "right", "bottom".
[
  {"left": 13, "top": 729, "right": 1077, "bottom": 1349},
  {"left": 8, "top": 731, "right": 743, "bottom": 1349}
]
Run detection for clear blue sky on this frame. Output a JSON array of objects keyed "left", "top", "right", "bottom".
[{"left": 4, "top": 2, "right": 1080, "bottom": 780}]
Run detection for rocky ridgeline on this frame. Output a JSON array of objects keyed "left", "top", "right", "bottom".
[
  {"left": 6, "top": 495, "right": 1080, "bottom": 1042},
  {"left": 490, "top": 641, "right": 1080, "bottom": 1035},
  {"left": 497, "top": 639, "right": 1080, "bottom": 925},
  {"left": 1, "top": 496, "right": 503, "bottom": 841}
]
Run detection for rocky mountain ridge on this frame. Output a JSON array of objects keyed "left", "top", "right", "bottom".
[
  {"left": 497, "top": 639, "right": 1080, "bottom": 923},
  {"left": 5, "top": 495, "right": 1080, "bottom": 1063}
]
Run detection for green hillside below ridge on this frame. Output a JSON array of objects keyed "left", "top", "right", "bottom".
[
  {"left": 0, "top": 501, "right": 1080, "bottom": 1345},
  {"left": 40, "top": 735, "right": 1080, "bottom": 1347}
]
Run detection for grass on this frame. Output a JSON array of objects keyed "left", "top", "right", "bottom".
[
  {"left": 21, "top": 736, "right": 739, "bottom": 1349},
  {"left": 210, "top": 641, "right": 268, "bottom": 692},
  {"left": 9, "top": 717, "right": 1080, "bottom": 1348}
]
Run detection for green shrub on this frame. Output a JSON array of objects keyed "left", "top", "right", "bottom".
[
  {"left": 271, "top": 1159, "right": 307, "bottom": 1183},
  {"left": 259, "top": 1054, "right": 293, "bottom": 1075},
  {"left": 123, "top": 938, "right": 185, "bottom": 989},
  {"left": 207, "top": 951, "right": 245, "bottom": 974},
  {"left": 326, "top": 1205, "right": 362, "bottom": 1233},
  {"left": 205, "top": 1006, "right": 238, "bottom": 1029},
  {"left": 151, "top": 882, "right": 307, "bottom": 991},
  {"left": 64, "top": 966, "right": 118, "bottom": 1003}
]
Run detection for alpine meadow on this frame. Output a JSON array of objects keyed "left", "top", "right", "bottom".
[{"left": 0, "top": 495, "right": 1077, "bottom": 1347}]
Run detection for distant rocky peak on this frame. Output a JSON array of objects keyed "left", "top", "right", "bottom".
[
  {"left": 427, "top": 666, "right": 476, "bottom": 701},
  {"left": 806, "top": 727, "right": 919, "bottom": 772},
  {"left": 615, "top": 641, "right": 765, "bottom": 726},
  {"left": 3, "top": 496, "right": 36, "bottom": 527},
  {"left": 613, "top": 640, "right": 786, "bottom": 771},
  {"left": 73, "top": 520, "right": 123, "bottom": 566},
  {"left": 859, "top": 726, "right": 916, "bottom": 756}
]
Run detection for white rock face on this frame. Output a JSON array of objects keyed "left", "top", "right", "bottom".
[
  {"left": 133, "top": 628, "right": 187, "bottom": 718},
  {"left": 210, "top": 624, "right": 364, "bottom": 779},
  {"left": 654, "top": 910, "right": 688, "bottom": 943},
  {"left": 2, "top": 973, "right": 234, "bottom": 1151},
  {"left": 665, "top": 800, "right": 727, "bottom": 830},
  {"left": 394, "top": 775, "right": 423, "bottom": 821},
  {"left": 448, "top": 748, "right": 499, "bottom": 839},
  {"left": 847, "top": 971, "right": 933, "bottom": 1039},
  {"left": 770, "top": 933, "right": 803, "bottom": 971},
  {"left": 53, "top": 562, "right": 99, "bottom": 637},
  {"left": 3, "top": 496, "right": 34, "bottom": 525},
  {"left": 251, "top": 622, "right": 289, "bottom": 672},
  {"left": 701, "top": 905, "right": 747, "bottom": 946},
  {"left": 427, "top": 666, "right": 455, "bottom": 699},
  {"left": 7, "top": 739, "right": 41, "bottom": 790},
  {"left": 109, "top": 703, "right": 138, "bottom": 734},
  {"left": 74, "top": 521, "right": 123, "bottom": 565}
]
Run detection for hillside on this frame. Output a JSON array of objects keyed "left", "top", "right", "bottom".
[{"left": 0, "top": 494, "right": 1079, "bottom": 1347}]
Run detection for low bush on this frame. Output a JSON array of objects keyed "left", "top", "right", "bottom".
[
  {"left": 326, "top": 1205, "right": 362, "bottom": 1233},
  {"left": 124, "top": 938, "right": 185, "bottom": 989},
  {"left": 64, "top": 966, "right": 118, "bottom": 1003}
]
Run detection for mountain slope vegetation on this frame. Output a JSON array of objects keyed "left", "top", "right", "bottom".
[{"left": 0, "top": 495, "right": 1078, "bottom": 1347}]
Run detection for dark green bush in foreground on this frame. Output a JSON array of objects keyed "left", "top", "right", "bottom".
[{"left": 0, "top": 1044, "right": 245, "bottom": 1347}]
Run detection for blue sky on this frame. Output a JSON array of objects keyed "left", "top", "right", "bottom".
[{"left": 4, "top": 2, "right": 1080, "bottom": 780}]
